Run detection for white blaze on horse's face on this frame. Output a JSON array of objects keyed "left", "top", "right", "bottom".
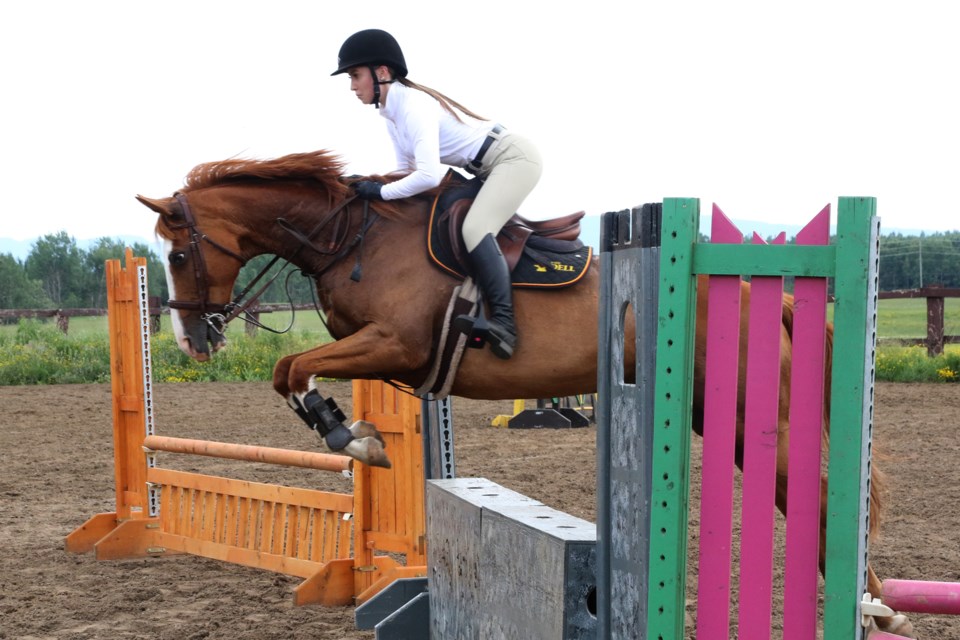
[{"left": 163, "top": 238, "right": 198, "bottom": 359}]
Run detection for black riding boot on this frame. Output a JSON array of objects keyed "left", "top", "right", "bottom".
[{"left": 453, "top": 233, "right": 517, "bottom": 359}]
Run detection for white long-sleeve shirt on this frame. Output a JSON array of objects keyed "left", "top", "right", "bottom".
[{"left": 378, "top": 82, "right": 493, "bottom": 200}]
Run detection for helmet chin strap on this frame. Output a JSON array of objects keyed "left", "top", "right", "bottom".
[{"left": 368, "top": 65, "right": 396, "bottom": 109}]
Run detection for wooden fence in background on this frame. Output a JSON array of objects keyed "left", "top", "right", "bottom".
[
  {"left": 4, "top": 290, "right": 958, "bottom": 355},
  {"left": 878, "top": 285, "right": 960, "bottom": 356}
]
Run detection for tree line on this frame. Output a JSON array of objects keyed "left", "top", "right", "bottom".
[
  {"left": 875, "top": 231, "right": 960, "bottom": 290},
  {"left": 0, "top": 232, "right": 320, "bottom": 310},
  {"left": 727, "top": 230, "right": 960, "bottom": 291},
  {"left": 1, "top": 233, "right": 168, "bottom": 309},
  {"left": 2, "top": 229, "right": 958, "bottom": 310}
]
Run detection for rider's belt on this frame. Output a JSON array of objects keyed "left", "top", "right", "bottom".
[{"left": 467, "top": 124, "right": 505, "bottom": 174}]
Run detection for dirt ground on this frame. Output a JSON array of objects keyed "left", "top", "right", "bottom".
[{"left": 1, "top": 381, "right": 958, "bottom": 639}]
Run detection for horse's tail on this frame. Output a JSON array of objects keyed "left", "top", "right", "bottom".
[{"left": 782, "top": 294, "right": 883, "bottom": 539}]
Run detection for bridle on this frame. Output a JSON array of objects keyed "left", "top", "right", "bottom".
[
  {"left": 164, "top": 193, "right": 245, "bottom": 332},
  {"left": 163, "top": 190, "right": 375, "bottom": 337}
]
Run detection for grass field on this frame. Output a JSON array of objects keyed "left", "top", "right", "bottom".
[
  {"left": 872, "top": 298, "right": 960, "bottom": 338},
  {"left": 4, "top": 298, "right": 957, "bottom": 340},
  {"left": 0, "top": 312, "right": 333, "bottom": 385},
  {"left": 0, "top": 309, "right": 331, "bottom": 339},
  {"left": 2, "top": 299, "right": 958, "bottom": 384}
]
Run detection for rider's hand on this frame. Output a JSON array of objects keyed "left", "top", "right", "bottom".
[{"left": 354, "top": 181, "right": 384, "bottom": 201}]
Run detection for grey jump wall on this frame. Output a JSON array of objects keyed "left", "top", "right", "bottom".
[{"left": 426, "top": 477, "right": 597, "bottom": 639}]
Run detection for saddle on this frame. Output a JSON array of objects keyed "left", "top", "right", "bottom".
[{"left": 427, "top": 171, "right": 592, "bottom": 288}]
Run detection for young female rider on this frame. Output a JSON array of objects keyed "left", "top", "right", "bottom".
[{"left": 332, "top": 28, "right": 543, "bottom": 360}]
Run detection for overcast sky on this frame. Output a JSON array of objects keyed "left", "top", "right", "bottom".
[{"left": 2, "top": 1, "right": 958, "bottom": 247}]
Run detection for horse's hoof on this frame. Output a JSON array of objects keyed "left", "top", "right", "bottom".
[
  {"left": 877, "top": 614, "right": 915, "bottom": 638},
  {"left": 349, "top": 420, "right": 386, "bottom": 446},
  {"left": 344, "top": 436, "right": 392, "bottom": 469}
]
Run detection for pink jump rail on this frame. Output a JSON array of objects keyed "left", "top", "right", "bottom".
[
  {"left": 866, "top": 578, "right": 960, "bottom": 638},
  {"left": 881, "top": 579, "right": 960, "bottom": 615},
  {"left": 696, "top": 205, "right": 831, "bottom": 638}
]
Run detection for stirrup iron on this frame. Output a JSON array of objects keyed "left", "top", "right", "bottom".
[
  {"left": 453, "top": 310, "right": 493, "bottom": 350},
  {"left": 453, "top": 310, "right": 515, "bottom": 359}
]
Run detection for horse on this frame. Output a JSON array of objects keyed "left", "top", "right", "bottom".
[{"left": 137, "top": 150, "right": 911, "bottom": 636}]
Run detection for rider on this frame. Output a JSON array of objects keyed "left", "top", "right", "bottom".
[{"left": 332, "top": 28, "right": 543, "bottom": 360}]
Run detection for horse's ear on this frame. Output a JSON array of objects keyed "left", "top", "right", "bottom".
[{"left": 136, "top": 195, "right": 176, "bottom": 217}]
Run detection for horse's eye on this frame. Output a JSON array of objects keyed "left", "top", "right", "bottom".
[{"left": 169, "top": 251, "right": 187, "bottom": 266}]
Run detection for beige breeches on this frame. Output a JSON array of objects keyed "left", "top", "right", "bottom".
[{"left": 462, "top": 132, "right": 543, "bottom": 252}]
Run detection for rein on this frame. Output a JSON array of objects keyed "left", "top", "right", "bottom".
[{"left": 164, "top": 190, "right": 377, "bottom": 337}]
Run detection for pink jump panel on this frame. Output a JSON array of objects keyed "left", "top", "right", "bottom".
[
  {"left": 737, "top": 233, "right": 785, "bottom": 637},
  {"left": 783, "top": 206, "right": 831, "bottom": 639},
  {"left": 696, "top": 206, "right": 744, "bottom": 639}
]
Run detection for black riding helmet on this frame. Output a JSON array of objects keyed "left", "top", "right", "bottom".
[{"left": 331, "top": 29, "right": 408, "bottom": 78}]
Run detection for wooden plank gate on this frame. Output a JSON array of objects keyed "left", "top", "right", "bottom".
[{"left": 66, "top": 250, "right": 427, "bottom": 606}]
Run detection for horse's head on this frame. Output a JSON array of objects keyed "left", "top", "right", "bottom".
[
  {"left": 136, "top": 150, "right": 409, "bottom": 361},
  {"left": 137, "top": 192, "right": 245, "bottom": 361}
]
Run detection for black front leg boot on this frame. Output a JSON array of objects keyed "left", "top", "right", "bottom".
[
  {"left": 452, "top": 233, "right": 517, "bottom": 360},
  {"left": 290, "top": 390, "right": 356, "bottom": 451}
]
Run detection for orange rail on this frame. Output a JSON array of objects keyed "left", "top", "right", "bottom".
[{"left": 143, "top": 435, "right": 353, "bottom": 473}]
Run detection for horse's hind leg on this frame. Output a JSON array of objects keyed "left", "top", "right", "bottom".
[
  {"left": 807, "top": 477, "right": 916, "bottom": 637},
  {"left": 771, "top": 433, "right": 914, "bottom": 636},
  {"left": 866, "top": 565, "right": 915, "bottom": 636}
]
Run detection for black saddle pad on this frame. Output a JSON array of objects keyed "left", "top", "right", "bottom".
[{"left": 427, "top": 175, "right": 593, "bottom": 288}]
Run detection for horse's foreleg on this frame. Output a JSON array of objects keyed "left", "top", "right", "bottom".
[
  {"left": 284, "top": 385, "right": 391, "bottom": 468},
  {"left": 275, "top": 325, "right": 427, "bottom": 469},
  {"left": 272, "top": 352, "right": 300, "bottom": 398},
  {"left": 274, "top": 352, "right": 365, "bottom": 456},
  {"left": 284, "top": 324, "right": 425, "bottom": 394}
]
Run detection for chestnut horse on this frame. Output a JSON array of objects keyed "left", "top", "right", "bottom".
[{"left": 138, "top": 150, "right": 909, "bottom": 635}]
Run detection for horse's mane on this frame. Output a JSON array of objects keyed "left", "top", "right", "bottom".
[
  {"left": 181, "top": 150, "right": 351, "bottom": 199},
  {"left": 176, "top": 150, "right": 430, "bottom": 222}
]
